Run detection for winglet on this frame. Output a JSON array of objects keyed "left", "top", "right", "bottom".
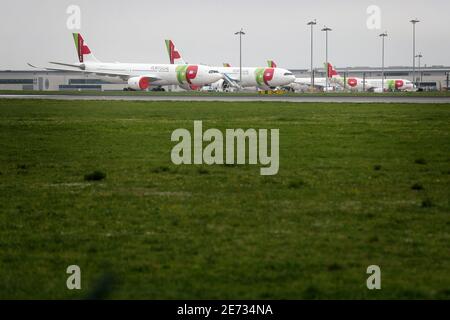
[{"left": 223, "top": 63, "right": 232, "bottom": 67}]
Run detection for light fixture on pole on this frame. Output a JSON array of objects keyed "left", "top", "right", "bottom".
[
  {"left": 234, "top": 28, "right": 245, "bottom": 90},
  {"left": 307, "top": 20, "right": 317, "bottom": 90},
  {"left": 321, "top": 26, "right": 332, "bottom": 91},
  {"left": 379, "top": 32, "right": 388, "bottom": 92},
  {"left": 410, "top": 18, "right": 420, "bottom": 86},
  {"left": 415, "top": 53, "right": 423, "bottom": 84}
]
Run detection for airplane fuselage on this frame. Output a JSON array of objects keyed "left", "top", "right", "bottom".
[
  {"left": 83, "top": 62, "right": 223, "bottom": 88},
  {"left": 217, "top": 67, "right": 295, "bottom": 89},
  {"left": 331, "top": 76, "right": 416, "bottom": 92}
]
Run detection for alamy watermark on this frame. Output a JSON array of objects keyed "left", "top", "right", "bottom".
[
  {"left": 66, "top": 265, "right": 81, "bottom": 290},
  {"left": 366, "top": 265, "right": 381, "bottom": 290},
  {"left": 66, "top": 5, "right": 81, "bottom": 30},
  {"left": 170, "top": 121, "right": 279, "bottom": 175},
  {"left": 366, "top": 5, "right": 382, "bottom": 30}
]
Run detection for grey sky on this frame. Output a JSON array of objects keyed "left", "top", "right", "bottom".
[{"left": 1, "top": 0, "right": 449, "bottom": 70}]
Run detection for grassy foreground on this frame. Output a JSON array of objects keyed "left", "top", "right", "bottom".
[
  {"left": 0, "top": 99, "right": 449, "bottom": 299},
  {"left": 1, "top": 89, "right": 450, "bottom": 97}
]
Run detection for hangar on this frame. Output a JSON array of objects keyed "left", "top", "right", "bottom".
[{"left": 0, "top": 70, "right": 180, "bottom": 92}]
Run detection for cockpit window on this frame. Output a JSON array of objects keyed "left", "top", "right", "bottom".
[
  {"left": 284, "top": 72, "right": 293, "bottom": 76},
  {"left": 209, "top": 70, "right": 219, "bottom": 74}
]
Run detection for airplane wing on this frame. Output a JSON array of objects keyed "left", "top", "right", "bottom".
[
  {"left": 49, "top": 61, "right": 83, "bottom": 68},
  {"left": 294, "top": 78, "right": 313, "bottom": 86},
  {"left": 27, "top": 63, "right": 162, "bottom": 82},
  {"left": 294, "top": 77, "right": 327, "bottom": 88}
]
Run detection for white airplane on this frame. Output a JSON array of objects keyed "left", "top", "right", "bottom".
[
  {"left": 290, "top": 63, "right": 336, "bottom": 91},
  {"left": 29, "top": 33, "right": 223, "bottom": 91},
  {"left": 165, "top": 40, "right": 296, "bottom": 90},
  {"left": 364, "top": 78, "right": 416, "bottom": 92},
  {"left": 327, "top": 63, "right": 416, "bottom": 92}
]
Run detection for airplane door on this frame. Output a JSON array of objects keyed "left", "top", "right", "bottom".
[{"left": 38, "top": 77, "right": 44, "bottom": 91}]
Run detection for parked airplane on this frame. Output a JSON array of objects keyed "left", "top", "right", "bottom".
[
  {"left": 284, "top": 62, "right": 338, "bottom": 91},
  {"left": 165, "top": 40, "right": 295, "bottom": 90},
  {"left": 364, "top": 78, "right": 416, "bottom": 92},
  {"left": 29, "top": 34, "right": 223, "bottom": 91},
  {"left": 328, "top": 63, "right": 416, "bottom": 92}
]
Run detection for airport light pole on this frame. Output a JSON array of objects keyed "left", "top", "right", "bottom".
[
  {"left": 307, "top": 20, "right": 317, "bottom": 90},
  {"left": 447, "top": 72, "right": 450, "bottom": 91},
  {"left": 321, "top": 26, "right": 332, "bottom": 91},
  {"left": 415, "top": 53, "right": 423, "bottom": 84},
  {"left": 410, "top": 19, "right": 420, "bottom": 86},
  {"left": 234, "top": 28, "right": 245, "bottom": 90},
  {"left": 379, "top": 32, "right": 388, "bottom": 92}
]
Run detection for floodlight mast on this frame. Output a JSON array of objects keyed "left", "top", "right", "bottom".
[
  {"left": 234, "top": 28, "right": 246, "bottom": 90},
  {"left": 410, "top": 19, "right": 420, "bottom": 86},
  {"left": 307, "top": 20, "right": 317, "bottom": 90},
  {"left": 379, "top": 32, "right": 388, "bottom": 92},
  {"left": 322, "top": 26, "right": 332, "bottom": 91}
]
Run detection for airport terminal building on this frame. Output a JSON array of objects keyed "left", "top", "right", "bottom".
[{"left": 0, "top": 66, "right": 449, "bottom": 91}]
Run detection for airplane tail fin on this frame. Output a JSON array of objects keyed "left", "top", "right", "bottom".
[
  {"left": 325, "top": 62, "right": 339, "bottom": 78},
  {"left": 165, "top": 40, "right": 185, "bottom": 64},
  {"left": 267, "top": 60, "right": 277, "bottom": 68},
  {"left": 223, "top": 63, "right": 232, "bottom": 67},
  {"left": 72, "top": 33, "right": 99, "bottom": 63}
]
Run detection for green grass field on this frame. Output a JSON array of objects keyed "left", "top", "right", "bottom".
[
  {"left": 1, "top": 89, "right": 450, "bottom": 97},
  {"left": 0, "top": 99, "right": 449, "bottom": 299}
]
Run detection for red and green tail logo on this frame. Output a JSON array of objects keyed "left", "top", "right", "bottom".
[
  {"left": 72, "top": 33, "right": 91, "bottom": 63},
  {"left": 267, "top": 60, "right": 277, "bottom": 68},
  {"left": 165, "top": 40, "right": 181, "bottom": 64},
  {"left": 325, "top": 63, "right": 338, "bottom": 78}
]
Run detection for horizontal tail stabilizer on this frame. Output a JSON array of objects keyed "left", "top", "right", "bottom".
[{"left": 49, "top": 61, "right": 84, "bottom": 69}]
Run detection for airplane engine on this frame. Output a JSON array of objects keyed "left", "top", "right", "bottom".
[
  {"left": 395, "top": 80, "right": 404, "bottom": 90},
  {"left": 208, "top": 79, "right": 228, "bottom": 92},
  {"left": 127, "top": 77, "right": 150, "bottom": 90},
  {"left": 179, "top": 83, "right": 201, "bottom": 91},
  {"left": 347, "top": 78, "right": 358, "bottom": 88}
]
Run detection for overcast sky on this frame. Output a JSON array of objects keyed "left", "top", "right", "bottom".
[{"left": 1, "top": 0, "right": 449, "bottom": 70}]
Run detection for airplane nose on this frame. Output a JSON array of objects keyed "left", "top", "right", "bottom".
[{"left": 283, "top": 74, "right": 295, "bottom": 85}]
